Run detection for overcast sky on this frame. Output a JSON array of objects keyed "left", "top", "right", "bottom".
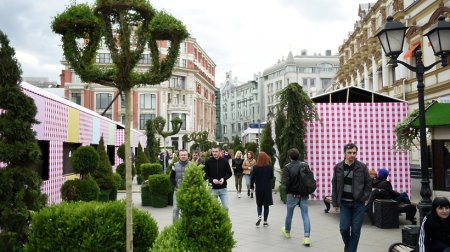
[{"left": 0, "top": 0, "right": 372, "bottom": 86}]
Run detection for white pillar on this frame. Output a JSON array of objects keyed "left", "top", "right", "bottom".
[{"left": 372, "top": 56, "right": 378, "bottom": 92}]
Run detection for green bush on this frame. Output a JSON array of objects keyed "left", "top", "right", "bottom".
[
  {"left": 148, "top": 174, "right": 171, "bottom": 195},
  {"left": 115, "top": 163, "right": 136, "bottom": 183},
  {"left": 71, "top": 146, "right": 99, "bottom": 177},
  {"left": 26, "top": 201, "right": 158, "bottom": 252},
  {"left": 93, "top": 136, "right": 116, "bottom": 196},
  {"left": 141, "top": 183, "right": 152, "bottom": 206},
  {"left": 141, "top": 163, "right": 161, "bottom": 180},
  {"left": 152, "top": 164, "right": 235, "bottom": 251},
  {"left": 113, "top": 172, "right": 123, "bottom": 191},
  {"left": 148, "top": 174, "right": 170, "bottom": 208},
  {"left": 117, "top": 144, "right": 125, "bottom": 160},
  {"left": 135, "top": 143, "right": 149, "bottom": 176},
  {"left": 60, "top": 176, "right": 100, "bottom": 202}
]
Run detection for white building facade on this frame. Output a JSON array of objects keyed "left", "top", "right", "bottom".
[{"left": 262, "top": 50, "right": 339, "bottom": 120}]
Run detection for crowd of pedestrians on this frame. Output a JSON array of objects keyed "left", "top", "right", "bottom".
[{"left": 163, "top": 143, "right": 450, "bottom": 252}]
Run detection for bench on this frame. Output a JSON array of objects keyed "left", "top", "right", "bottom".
[
  {"left": 323, "top": 192, "right": 417, "bottom": 225},
  {"left": 388, "top": 242, "right": 415, "bottom": 252}
]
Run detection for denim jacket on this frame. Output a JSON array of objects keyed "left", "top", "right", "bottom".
[{"left": 331, "top": 160, "right": 372, "bottom": 208}]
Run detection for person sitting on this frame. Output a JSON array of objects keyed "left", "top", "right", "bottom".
[
  {"left": 372, "top": 168, "right": 411, "bottom": 204},
  {"left": 419, "top": 197, "right": 450, "bottom": 252}
]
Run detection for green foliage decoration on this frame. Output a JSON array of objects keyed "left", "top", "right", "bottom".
[
  {"left": 245, "top": 142, "right": 258, "bottom": 155},
  {"left": 183, "top": 131, "right": 209, "bottom": 151},
  {"left": 153, "top": 116, "right": 183, "bottom": 138},
  {"left": 152, "top": 164, "right": 235, "bottom": 251},
  {"left": 26, "top": 200, "right": 158, "bottom": 252},
  {"left": 395, "top": 108, "right": 421, "bottom": 150},
  {"left": 71, "top": 145, "right": 100, "bottom": 177}
]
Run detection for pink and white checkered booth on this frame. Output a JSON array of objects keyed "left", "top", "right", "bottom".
[{"left": 305, "top": 87, "right": 410, "bottom": 201}]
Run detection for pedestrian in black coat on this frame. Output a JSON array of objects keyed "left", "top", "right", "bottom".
[{"left": 250, "top": 152, "right": 274, "bottom": 227}]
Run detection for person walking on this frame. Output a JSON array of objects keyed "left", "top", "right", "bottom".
[
  {"left": 250, "top": 152, "right": 273, "bottom": 227},
  {"left": 204, "top": 146, "right": 233, "bottom": 211},
  {"left": 281, "top": 148, "right": 312, "bottom": 247},
  {"left": 191, "top": 150, "right": 204, "bottom": 165},
  {"left": 419, "top": 197, "right": 450, "bottom": 252},
  {"left": 232, "top": 150, "right": 244, "bottom": 198},
  {"left": 332, "top": 143, "right": 372, "bottom": 252},
  {"left": 170, "top": 149, "right": 190, "bottom": 222},
  {"left": 243, "top": 151, "right": 256, "bottom": 198}
]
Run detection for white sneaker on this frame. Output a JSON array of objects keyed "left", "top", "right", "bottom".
[{"left": 237, "top": 193, "right": 241, "bottom": 198}]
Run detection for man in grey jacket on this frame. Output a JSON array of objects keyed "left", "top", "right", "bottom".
[
  {"left": 170, "top": 149, "right": 190, "bottom": 222},
  {"left": 332, "top": 143, "right": 371, "bottom": 252}
]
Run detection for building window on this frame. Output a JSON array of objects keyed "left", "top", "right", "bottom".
[
  {"left": 96, "top": 93, "right": 112, "bottom": 109},
  {"left": 171, "top": 113, "right": 187, "bottom": 130},
  {"left": 182, "top": 95, "right": 186, "bottom": 104},
  {"left": 231, "top": 123, "right": 235, "bottom": 133},
  {"left": 310, "top": 78, "right": 315, "bottom": 87},
  {"left": 139, "top": 114, "right": 155, "bottom": 130},
  {"left": 169, "top": 75, "right": 186, "bottom": 89},
  {"left": 96, "top": 53, "right": 112, "bottom": 63},
  {"left": 302, "top": 78, "right": 308, "bottom": 87},
  {"left": 321, "top": 78, "right": 331, "bottom": 87},
  {"left": 140, "top": 93, "right": 156, "bottom": 109},
  {"left": 71, "top": 92, "right": 81, "bottom": 105},
  {"left": 223, "top": 125, "right": 227, "bottom": 134},
  {"left": 121, "top": 114, "right": 126, "bottom": 124},
  {"left": 139, "top": 54, "right": 151, "bottom": 64}
]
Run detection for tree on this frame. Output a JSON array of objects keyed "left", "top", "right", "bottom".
[
  {"left": 93, "top": 135, "right": 116, "bottom": 199},
  {"left": 260, "top": 121, "right": 276, "bottom": 165},
  {"left": 145, "top": 119, "right": 160, "bottom": 163},
  {"left": 135, "top": 142, "right": 149, "bottom": 183},
  {"left": 152, "top": 164, "right": 235, "bottom": 251},
  {"left": 0, "top": 30, "right": 47, "bottom": 250},
  {"left": 51, "top": 2, "right": 188, "bottom": 250},
  {"left": 182, "top": 131, "right": 209, "bottom": 151},
  {"left": 153, "top": 116, "right": 183, "bottom": 171},
  {"left": 276, "top": 83, "right": 319, "bottom": 201},
  {"left": 275, "top": 111, "right": 287, "bottom": 168}
]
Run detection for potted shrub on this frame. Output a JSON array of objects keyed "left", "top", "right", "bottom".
[
  {"left": 148, "top": 174, "right": 171, "bottom": 208},
  {"left": 60, "top": 175, "right": 100, "bottom": 202},
  {"left": 140, "top": 163, "right": 162, "bottom": 207}
]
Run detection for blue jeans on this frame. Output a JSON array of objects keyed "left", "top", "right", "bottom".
[
  {"left": 243, "top": 174, "right": 252, "bottom": 191},
  {"left": 212, "top": 188, "right": 229, "bottom": 211},
  {"left": 284, "top": 194, "right": 310, "bottom": 237},
  {"left": 339, "top": 201, "right": 365, "bottom": 252}
]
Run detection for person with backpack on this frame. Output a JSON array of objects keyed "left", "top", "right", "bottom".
[
  {"left": 332, "top": 143, "right": 372, "bottom": 252},
  {"left": 281, "top": 148, "right": 315, "bottom": 247}
]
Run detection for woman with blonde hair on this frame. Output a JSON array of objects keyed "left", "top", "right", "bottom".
[
  {"left": 243, "top": 151, "right": 256, "bottom": 198},
  {"left": 250, "top": 152, "right": 274, "bottom": 226},
  {"left": 232, "top": 150, "right": 244, "bottom": 198}
]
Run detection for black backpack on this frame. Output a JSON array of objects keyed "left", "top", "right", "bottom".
[{"left": 299, "top": 162, "right": 317, "bottom": 196}]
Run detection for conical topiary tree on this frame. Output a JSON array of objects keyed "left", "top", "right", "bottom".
[
  {"left": 0, "top": 30, "right": 47, "bottom": 250},
  {"left": 135, "top": 142, "right": 149, "bottom": 184},
  {"left": 260, "top": 121, "right": 276, "bottom": 165},
  {"left": 93, "top": 135, "right": 116, "bottom": 200},
  {"left": 52, "top": 1, "right": 188, "bottom": 249},
  {"left": 152, "top": 164, "right": 235, "bottom": 251},
  {"left": 145, "top": 119, "right": 160, "bottom": 163}
]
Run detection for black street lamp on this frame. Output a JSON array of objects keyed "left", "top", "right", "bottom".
[{"left": 376, "top": 16, "right": 450, "bottom": 222}]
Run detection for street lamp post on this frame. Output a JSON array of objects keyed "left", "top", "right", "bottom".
[{"left": 376, "top": 16, "right": 450, "bottom": 222}]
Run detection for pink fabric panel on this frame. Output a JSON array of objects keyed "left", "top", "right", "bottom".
[
  {"left": 305, "top": 103, "right": 409, "bottom": 200},
  {"left": 44, "top": 99, "right": 68, "bottom": 141},
  {"left": 79, "top": 113, "right": 93, "bottom": 144},
  {"left": 41, "top": 141, "right": 65, "bottom": 204}
]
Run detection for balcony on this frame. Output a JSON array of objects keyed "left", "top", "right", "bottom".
[{"left": 167, "top": 103, "right": 189, "bottom": 111}]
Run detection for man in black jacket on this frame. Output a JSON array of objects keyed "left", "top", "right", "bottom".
[
  {"left": 281, "top": 148, "right": 312, "bottom": 247},
  {"left": 204, "top": 146, "right": 233, "bottom": 211},
  {"left": 332, "top": 143, "right": 372, "bottom": 252}
]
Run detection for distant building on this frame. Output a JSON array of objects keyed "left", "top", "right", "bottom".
[
  {"left": 219, "top": 71, "right": 263, "bottom": 142},
  {"left": 262, "top": 50, "right": 339, "bottom": 120},
  {"left": 23, "top": 77, "right": 59, "bottom": 88}
]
